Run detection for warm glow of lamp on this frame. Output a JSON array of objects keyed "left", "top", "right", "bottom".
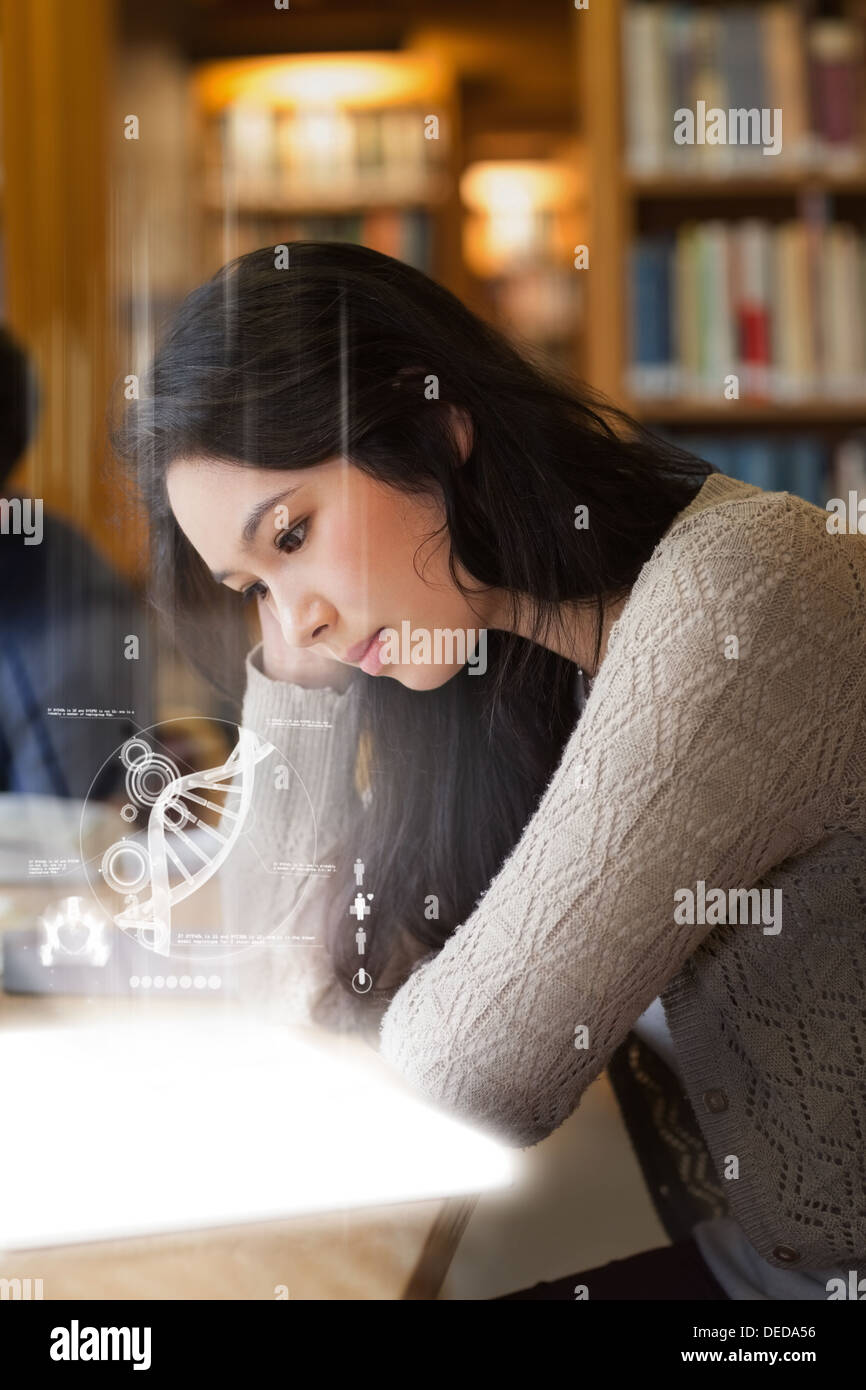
[
  {"left": 460, "top": 161, "right": 576, "bottom": 212},
  {"left": 460, "top": 160, "right": 579, "bottom": 276},
  {"left": 195, "top": 53, "right": 450, "bottom": 112},
  {"left": 272, "top": 61, "right": 394, "bottom": 107},
  {"left": 294, "top": 109, "right": 353, "bottom": 163}
]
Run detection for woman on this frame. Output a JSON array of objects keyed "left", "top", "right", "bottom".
[{"left": 112, "top": 241, "right": 865, "bottom": 1301}]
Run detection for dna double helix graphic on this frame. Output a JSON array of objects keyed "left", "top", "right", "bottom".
[{"left": 104, "top": 727, "right": 275, "bottom": 955}]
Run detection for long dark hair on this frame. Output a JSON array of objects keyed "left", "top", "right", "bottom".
[{"left": 111, "top": 241, "right": 714, "bottom": 1021}]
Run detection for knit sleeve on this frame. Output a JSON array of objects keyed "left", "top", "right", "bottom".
[
  {"left": 378, "top": 495, "right": 840, "bottom": 1147},
  {"left": 219, "top": 642, "right": 368, "bottom": 1034}
]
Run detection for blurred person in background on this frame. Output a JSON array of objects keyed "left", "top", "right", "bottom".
[{"left": 0, "top": 325, "right": 152, "bottom": 800}]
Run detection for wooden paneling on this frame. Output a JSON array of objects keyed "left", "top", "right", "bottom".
[
  {"left": 574, "top": 0, "right": 627, "bottom": 399},
  {"left": 0, "top": 0, "right": 143, "bottom": 578}
]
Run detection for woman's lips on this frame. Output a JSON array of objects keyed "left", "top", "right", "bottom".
[
  {"left": 359, "top": 632, "right": 387, "bottom": 676},
  {"left": 344, "top": 628, "right": 386, "bottom": 668}
]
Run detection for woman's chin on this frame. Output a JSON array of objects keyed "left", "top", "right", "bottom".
[{"left": 383, "top": 662, "right": 466, "bottom": 691}]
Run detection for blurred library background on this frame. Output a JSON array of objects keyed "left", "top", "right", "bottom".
[{"left": 1, "top": 0, "right": 865, "bottom": 737}]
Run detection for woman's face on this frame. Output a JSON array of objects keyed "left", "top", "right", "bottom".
[{"left": 166, "top": 453, "right": 495, "bottom": 690}]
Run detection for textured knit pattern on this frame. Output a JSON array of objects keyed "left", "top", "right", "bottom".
[
  {"left": 220, "top": 670, "right": 368, "bottom": 1033},
  {"left": 227, "top": 472, "right": 866, "bottom": 1271}
]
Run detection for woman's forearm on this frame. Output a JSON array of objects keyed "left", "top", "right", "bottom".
[{"left": 219, "top": 642, "right": 366, "bottom": 1032}]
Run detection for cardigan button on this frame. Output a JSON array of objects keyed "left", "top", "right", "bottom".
[
  {"left": 703, "top": 1087, "right": 729, "bottom": 1113},
  {"left": 772, "top": 1246, "right": 800, "bottom": 1264}
]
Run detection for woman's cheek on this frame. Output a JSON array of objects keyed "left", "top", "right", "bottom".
[{"left": 320, "top": 514, "right": 364, "bottom": 585}]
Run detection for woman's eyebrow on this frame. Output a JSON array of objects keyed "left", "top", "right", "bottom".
[{"left": 209, "top": 484, "right": 301, "bottom": 583}]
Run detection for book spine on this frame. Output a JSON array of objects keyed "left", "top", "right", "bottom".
[
  {"left": 763, "top": 3, "right": 809, "bottom": 165},
  {"left": 807, "top": 20, "right": 862, "bottom": 153},
  {"left": 736, "top": 220, "right": 771, "bottom": 400},
  {"left": 674, "top": 222, "right": 699, "bottom": 398},
  {"left": 783, "top": 438, "right": 828, "bottom": 506},
  {"left": 629, "top": 237, "right": 674, "bottom": 396},
  {"left": 623, "top": 4, "right": 668, "bottom": 173},
  {"left": 668, "top": 6, "right": 696, "bottom": 171},
  {"left": 834, "top": 435, "right": 866, "bottom": 499}
]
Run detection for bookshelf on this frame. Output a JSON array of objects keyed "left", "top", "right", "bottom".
[
  {"left": 190, "top": 52, "right": 466, "bottom": 297},
  {"left": 577, "top": 0, "right": 866, "bottom": 501}
]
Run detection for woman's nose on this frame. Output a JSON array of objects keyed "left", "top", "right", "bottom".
[{"left": 273, "top": 598, "right": 330, "bottom": 648}]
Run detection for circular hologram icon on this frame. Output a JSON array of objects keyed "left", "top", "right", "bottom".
[
  {"left": 162, "top": 796, "right": 193, "bottom": 831},
  {"left": 101, "top": 840, "right": 151, "bottom": 895},
  {"left": 120, "top": 737, "right": 152, "bottom": 770},
  {"left": 120, "top": 803, "right": 138, "bottom": 823},
  {"left": 126, "top": 751, "right": 182, "bottom": 810}
]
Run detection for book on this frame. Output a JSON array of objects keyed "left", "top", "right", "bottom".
[
  {"left": 623, "top": 4, "right": 667, "bottom": 174},
  {"left": 734, "top": 220, "right": 771, "bottom": 399},
  {"left": 808, "top": 19, "right": 864, "bottom": 164},
  {"left": 628, "top": 236, "right": 676, "bottom": 397},
  {"left": 763, "top": 2, "right": 811, "bottom": 167}
]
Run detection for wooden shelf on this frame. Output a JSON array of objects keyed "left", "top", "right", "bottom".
[
  {"left": 200, "top": 179, "right": 452, "bottom": 217},
  {"left": 629, "top": 400, "right": 866, "bottom": 426},
  {"left": 626, "top": 170, "right": 866, "bottom": 199}
]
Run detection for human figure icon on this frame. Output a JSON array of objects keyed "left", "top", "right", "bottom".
[
  {"left": 354, "top": 857, "right": 365, "bottom": 887},
  {"left": 349, "top": 892, "right": 371, "bottom": 920},
  {"left": 355, "top": 925, "right": 366, "bottom": 954}
]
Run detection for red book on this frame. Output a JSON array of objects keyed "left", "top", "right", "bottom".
[
  {"left": 808, "top": 21, "right": 862, "bottom": 148},
  {"left": 740, "top": 304, "right": 770, "bottom": 367}
]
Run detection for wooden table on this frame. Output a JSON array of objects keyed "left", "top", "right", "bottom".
[{"left": 0, "top": 990, "right": 478, "bottom": 1300}]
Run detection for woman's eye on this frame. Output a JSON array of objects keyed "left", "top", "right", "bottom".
[
  {"left": 275, "top": 518, "right": 308, "bottom": 555},
  {"left": 238, "top": 520, "right": 308, "bottom": 604}
]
